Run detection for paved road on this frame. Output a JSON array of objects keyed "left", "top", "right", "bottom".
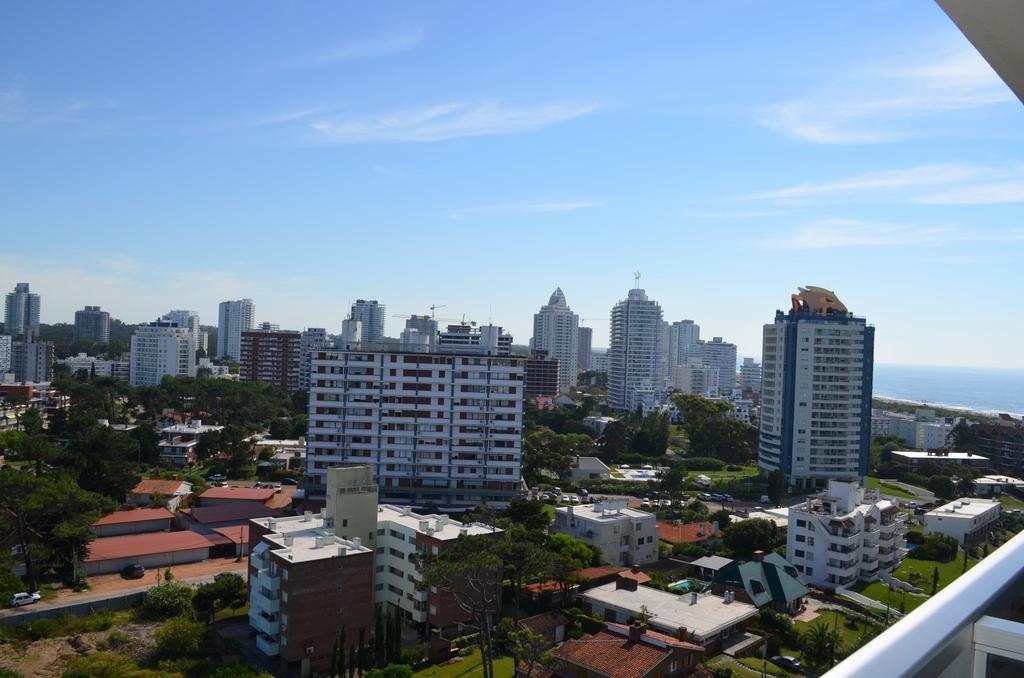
[{"left": 0, "top": 566, "right": 247, "bottom": 623}]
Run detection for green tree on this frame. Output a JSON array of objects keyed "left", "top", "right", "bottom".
[
  {"left": 657, "top": 463, "right": 687, "bottom": 499},
  {"left": 193, "top": 573, "right": 246, "bottom": 625},
  {"left": 421, "top": 536, "right": 504, "bottom": 678},
  {"left": 932, "top": 566, "right": 940, "bottom": 595},
  {"left": 374, "top": 605, "right": 387, "bottom": 668},
  {"left": 709, "top": 509, "right": 732, "bottom": 529},
  {"left": 671, "top": 395, "right": 756, "bottom": 463},
  {"left": 142, "top": 582, "right": 195, "bottom": 620},
  {"left": 497, "top": 529, "right": 548, "bottom": 621},
  {"left": 723, "top": 519, "right": 779, "bottom": 558},
  {"left": 365, "top": 665, "right": 414, "bottom": 678},
  {"left": 522, "top": 430, "right": 590, "bottom": 479},
  {"left": 59, "top": 426, "right": 141, "bottom": 499},
  {"left": 801, "top": 623, "right": 843, "bottom": 670},
  {"left": 499, "top": 500, "right": 552, "bottom": 533},
  {"left": 154, "top": 616, "right": 205, "bottom": 659},
  {"left": 546, "top": 533, "right": 599, "bottom": 569},
  {"left": 598, "top": 421, "right": 630, "bottom": 460},
  {"left": 766, "top": 470, "right": 786, "bottom": 506}
]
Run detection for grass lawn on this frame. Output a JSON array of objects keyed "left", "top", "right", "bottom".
[
  {"left": 212, "top": 603, "right": 249, "bottom": 622},
  {"left": 697, "top": 466, "right": 760, "bottom": 479},
  {"left": 791, "top": 610, "right": 874, "bottom": 654},
  {"left": 893, "top": 550, "right": 978, "bottom": 594},
  {"left": 414, "top": 649, "right": 514, "bottom": 678},
  {"left": 708, "top": 655, "right": 789, "bottom": 677},
  {"left": 864, "top": 477, "right": 919, "bottom": 500},
  {"left": 998, "top": 494, "right": 1024, "bottom": 511},
  {"left": 538, "top": 503, "right": 556, "bottom": 522},
  {"left": 849, "top": 581, "right": 929, "bottom": 614}
]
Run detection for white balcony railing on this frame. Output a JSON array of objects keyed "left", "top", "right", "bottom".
[{"left": 825, "top": 530, "right": 1024, "bottom": 678}]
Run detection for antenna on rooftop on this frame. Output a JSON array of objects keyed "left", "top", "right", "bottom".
[{"left": 634, "top": 271, "right": 641, "bottom": 288}]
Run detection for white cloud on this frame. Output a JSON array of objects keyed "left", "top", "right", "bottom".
[
  {"left": 277, "top": 31, "right": 424, "bottom": 69},
  {"left": 760, "top": 46, "right": 1014, "bottom": 143},
  {"left": 751, "top": 164, "right": 994, "bottom": 202},
  {"left": 230, "top": 107, "right": 325, "bottom": 129},
  {"left": 679, "top": 209, "right": 783, "bottom": 219},
  {"left": 915, "top": 181, "right": 1024, "bottom": 205},
  {"left": 309, "top": 101, "right": 598, "bottom": 144},
  {"left": 764, "top": 218, "right": 1024, "bottom": 250}
]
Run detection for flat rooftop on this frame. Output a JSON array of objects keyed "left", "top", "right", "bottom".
[
  {"left": 926, "top": 498, "right": 1001, "bottom": 519},
  {"left": 556, "top": 501, "right": 653, "bottom": 522},
  {"left": 581, "top": 583, "right": 757, "bottom": 640},
  {"left": 975, "top": 475, "right": 1024, "bottom": 486},
  {"left": 892, "top": 450, "right": 988, "bottom": 461},
  {"left": 260, "top": 526, "right": 371, "bottom": 563},
  {"left": 378, "top": 504, "right": 500, "bottom": 540}
]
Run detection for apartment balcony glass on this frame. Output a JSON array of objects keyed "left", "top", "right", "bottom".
[
  {"left": 256, "top": 633, "right": 280, "bottom": 656},
  {"left": 825, "top": 530, "right": 1024, "bottom": 678},
  {"left": 251, "top": 588, "right": 280, "bottom": 614},
  {"left": 249, "top": 609, "right": 280, "bottom": 636},
  {"left": 256, "top": 569, "right": 279, "bottom": 592}
]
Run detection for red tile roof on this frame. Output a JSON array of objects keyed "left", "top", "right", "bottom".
[
  {"left": 552, "top": 629, "right": 669, "bottom": 678},
  {"left": 605, "top": 623, "right": 704, "bottom": 652},
  {"left": 618, "top": 567, "right": 652, "bottom": 585},
  {"left": 131, "top": 479, "right": 190, "bottom": 496},
  {"left": 576, "top": 566, "right": 629, "bottom": 580},
  {"left": 200, "top": 486, "right": 277, "bottom": 502},
  {"left": 211, "top": 525, "right": 250, "bottom": 545},
  {"left": 86, "top": 531, "right": 216, "bottom": 562},
  {"left": 183, "top": 504, "right": 285, "bottom": 524},
  {"left": 93, "top": 508, "right": 175, "bottom": 527},
  {"left": 656, "top": 521, "right": 717, "bottom": 544}
]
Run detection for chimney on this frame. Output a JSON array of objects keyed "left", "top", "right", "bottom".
[
  {"left": 435, "top": 518, "right": 443, "bottom": 531},
  {"left": 460, "top": 527, "right": 468, "bottom": 537},
  {"left": 402, "top": 506, "right": 411, "bottom": 516},
  {"left": 320, "top": 508, "right": 328, "bottom": 520},
  {"left": 631, "top": 565, "right": 641, "bottom": 575},
  {"left": 677, "top": 627, "right": 688, "bottom": 642},
  {"left": 314, "top": 536, "right": 324, "bottom": 549},
  {"left": 712, "top": 520, "right": 719, "bottom": 536},
  {"left": 267, "top": 518, "right": 277, "bottom": 531},
  {"left": 303, "top": 511, "right": 312, "bottom": 522},
  {"left": 284, "top": 535, "right": 293, "bottom": 546},
  {"left": 353, "top": 537, "right": 361, "bottom": 548},
  {"left": 698, "top": 523, "right": 706, "bottom": 536},
  {"left": 567, "top": 506, "right": 574, "bottom": 520},
  {"left": 629, "top": 621, "right": 644, "bottom": 644},
  {"left": 337, "top": 545, "right": 348, "bottom": 556},
  {"left": 724, "top": 590, "right": 733, "bottom": 604},
  {"left": 419, "top": 520, "right": 430, "bottom": 532},
  {"left": 753, "top": 550, "right": 764, "bottom": 562},
  {"left": 690, "top": 591, "right": 698, "bottom": 605}
]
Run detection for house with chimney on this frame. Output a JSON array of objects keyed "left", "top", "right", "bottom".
[
  {"left": 539, "top": 622, "right": 709, "bottom": 678},
  {"left": 552, "top": 500, "right": 659, "bottom": 566},
  {"left": 711, "top": 550, "right": 809, "bottom": 613}
]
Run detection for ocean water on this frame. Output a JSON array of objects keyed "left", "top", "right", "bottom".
[{"left": 872, "top": 364, "right": 1024, "bottom": 416}]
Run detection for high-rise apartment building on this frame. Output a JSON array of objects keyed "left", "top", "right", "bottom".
[
  {"left": 240, "top": 327, "right": 302, "bottom": 393},
  {"left": 305, "top": 328, "right": 524, "bottom": 508},
  {"left": 671, "top": 359, "right": 719, "bottom": 396},
  {"left": 4, "top": 283, "right": 40, "bottom": 340},
  {"left": 217, "top": 299, "right": 255, "bottom": 361},
  {"left": 589, "top": 351, "right": 610, "bottom": 374},
  {"left": 163, "top": 310, "right": 204, "bottom": 354},
  {"left": 531, "top": 288, "right": 579, "bottom": 393},
  {"left": 74, "top": 306, "right": 110, "bottom": 344},
  {"left": 524, "top": 350, "right": 560, "bottom": 398},
  {"left": 129, "top": 319, "right": 197, "bottom": 387},
  {"left": 11, "top": 339, "right": 54, "bottom": 382},
  {"left": 577, "top": 326, "right": 592, "bottom": 372},
  {"left": 667, "top": 320, "right": 700, "bottom": 367},
  {"left": 739, "top": 357, "right": 762, "bottom": 393},
  {"left": 0, "top": 335, "right": 11, "bottom": 373},
  {"left": 405, "top": 315, "right": 438, "bottom": 349},
  {"left": 758, "top": 286, "right": 874, "bottom": 489},
  {"left": 350, "top": 299, "right": 386, "bottom": 342},
  {"left": 299, "top": 328, "right": 330, "bottom": 392},
  {"left": 697, "top": 337, "right": 738, "bottom": 395},
  {"left": 608, "top": 288, "right": 663, "bottom": 411}
]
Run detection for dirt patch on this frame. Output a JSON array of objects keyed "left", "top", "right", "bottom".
[{"left": 0, "top": 621, "right": 159, "bottom": 677}]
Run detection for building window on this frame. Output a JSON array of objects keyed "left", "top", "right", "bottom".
[{"left": 805, "top": 567, "right": 813, "bottom": 576}]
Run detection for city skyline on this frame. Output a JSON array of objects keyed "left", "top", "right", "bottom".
[{"left": 2, "top": 2, "right": 1022, "bottom": 368}]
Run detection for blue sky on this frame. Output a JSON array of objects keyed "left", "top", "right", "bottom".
[{"left": 1, "top": 2, "right": 1022, "bottom": 368}]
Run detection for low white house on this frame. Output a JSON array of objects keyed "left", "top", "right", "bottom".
[
  {"left": 565, "top": 456, "right": 611, "bottom": 482},
  {"left": 551, "top": 500, "right": 659, "bottom": 566},
  {"left": 973, "top": 475, "right": 1024, "bottom": 498},
  {"left": 923, "top": 498, "right": 1001, "bottom": 547}
]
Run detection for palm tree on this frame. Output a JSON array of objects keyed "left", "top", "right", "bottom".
[{"left": 802, "top": 623, "right": 843, "bottom": 670}]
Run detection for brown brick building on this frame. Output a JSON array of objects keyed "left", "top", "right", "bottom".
[{"left": 240, "top": 328, "right": 301, "bottom": 393}]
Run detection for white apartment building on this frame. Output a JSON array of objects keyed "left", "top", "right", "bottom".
[
  {"left": 4, "top": 283, "right": 40, "bottom": 340},
  {"left": 589, "top": 351, "right": 610, "bottom": 374},
  {"left": 787, "top": 480, "right": 906, "bottom": 589},
  {"left": 672, "top": 359, "right": 719, "bottom": 396},
  {"left": 129, "top": 319, "right": 197, "bottom": 387},
  {"left": 61, "top": 353, "right": 114, "bottom": 377},
  {"left": 305, "top": 329, "right": 524, "bottom": 508},
  {"left": 871, "top": 408, "right": 958, "bottom": 450},
  {"left": 531, "top": 287, "right": 579, "bottom": 394},
  {"left": 551, "top": 500, "right": 659, "bottom": 566},
  {"left": 696, "top": 337, "right": 738, "bottom": 396},
  {"left": 608, "top": 288, "right": 663, "bottom": 411},
  {"left": 158, "top": 419, "right": 223, "bottom": 466},
  {"left": 374, "top": 504, "right": 501, "bottom": 624},
  {"left": 218, "top": 298, "right": 255, "bottom": 361},
  {"left": 163, "top": 309, "right": 206, "bottom": 354},
  {"left": 299, "top": 328, "right": 331, "bottom": 392},
  {"left": 706, "top": 394, "right": 755, "bottom": 424},
  {"left": 740, "top": 357, "right": 762, "bottom": 393},
  {"left": 350, "top": 299, "right": 386, "bottom": 342},
  {"left": 923, "top": 498, "right": 1001, "bottom": 547},
  {"left": 437, "top": 323, "right": 512, "bottom": 355},
  {"left": 667, "top": 320, "right": 700, "bottom": 368},
  {"left": 758, "top": 287, "right": 874, "bottom": 489}
]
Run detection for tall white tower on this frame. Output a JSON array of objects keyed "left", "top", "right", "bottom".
[
  {"left": 531, "top": 287, "right": 579, "bottom": 393},
  {"left": 217, "top": 299, "right": 254, "bottom": 361},
  {"left": 608, "top": 286, "right": 663, "bottom": 411}
]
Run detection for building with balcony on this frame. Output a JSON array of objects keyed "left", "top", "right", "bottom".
[
  {"left": 758, "top": 286, "right": 874, "bottom": 489},
  {"left": 551, "top": 500, "right": 659, "bottom": 566},
  {"left": 891, "top": 449, "right": 989, "bottom": 471},
  {"left": 871, "top": 408, "right": 959, "bottom": 450},
  {"left": 787, "top": 480, "right": 906, "bottom": 589},
  {"left": 247, "top": 511, "right": 375, "bottom": 676},
  {"left": 923, "top": 498, "right": 1001, "bottom": 547},
  {"left": 608, "top": 287, "right": 664, "bottom": 411},
  {"left": 217, "top": 298, "right": 255, "bottom": 361},
  {"left": 695, "top": 337, "right": 738, "bottom": 396},
  {"left": 531, "top": 287, "right": 579, "bottom": 393},
  {"left": 969, "top": 416, "right": 1024, "bottom": 477},
  {"left": 304, "top": 329, "right": 524, "bottom": 508},
  {"left": 129, "top": 318, "right": 196, "bottom": 387},
  {"left": 240, "top": 327, "right": 302, "bottom": 393},
  {"left": 74, "top": 305, "right": 110, "bottom": 344},
  {"left": 524, "top": 349, "right": 560, "bottom": 398},
  {"left": 157, "top": 419, "right": 223, "bottom": 466}
]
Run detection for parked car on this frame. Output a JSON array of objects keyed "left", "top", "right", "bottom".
[
  {"left": 697, "top": 493, "right": 713, "bottom": 502},
  {"left": 770, "top": 656, "right": 802, "bottom": 672},
  {"left": 206, "top": 474, "right": 226, "bottom": 482},
  {"left": 122, "top": 563, "right": 146, "bottom": 579},
  {"left": 281, "top": 478, "right": 299, "bottom": 485},
  {"left": 9, "top": 592, "right": 41, "bottom": 607},
  {"left": 721, "top": 494, "right": 735, "bottom": 503},
  {"left": 641, "top": 498, "right": 652, "bottom": 508}
]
